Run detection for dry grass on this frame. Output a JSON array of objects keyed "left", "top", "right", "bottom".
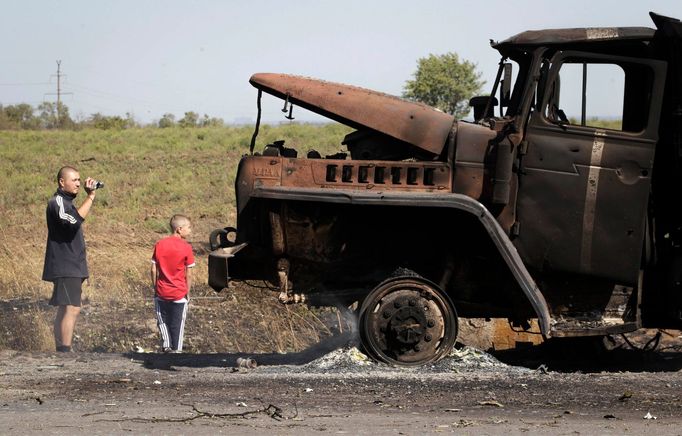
[
  {"left": 0, "top": 301, "right": 53, "bottom": 351},
  {"left": 0, "top": 124, "right": 352, "bottom": 353}
]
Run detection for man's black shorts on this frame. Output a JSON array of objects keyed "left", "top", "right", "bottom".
[{"left": 49, "top": 277, "right": 84, "bottom": 307}]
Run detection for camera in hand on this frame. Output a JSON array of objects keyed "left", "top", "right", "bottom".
[{"left": 93, "top": 180, "right": 105, "bottom": 190}]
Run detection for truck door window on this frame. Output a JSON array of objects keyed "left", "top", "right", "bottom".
[{"left": 543, "top": 57, "right": 653, "bottom": 133}]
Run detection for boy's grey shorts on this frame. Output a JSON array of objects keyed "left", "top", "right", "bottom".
[{"left": 49, "top": 277, "right": 84, "bottom": 307}]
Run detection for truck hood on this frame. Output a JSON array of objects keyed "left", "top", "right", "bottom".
[{"left": 250, "top": 73, "right": 456, "bottom": 156}]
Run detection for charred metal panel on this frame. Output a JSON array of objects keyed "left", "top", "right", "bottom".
[
  {"left": 280, "top": 158, "right": 452, "bottom": 192},
  {"left": 250, "top": 73, "right": 455, "bottom": 156},
  {"left": 515, "top": 49, "right": 666, "bottom": 284},
  {"left": 239, "top": 155, "right": 452, "bottom": 194},
  {"left": 517, "top": 117, "right": 656, "bottom": 284},
  {"left": 452, "top": 122, "right": 498, "bottom": 200},
  {"left": 493, "top": 27, "right": 654, "bottom": 49}
]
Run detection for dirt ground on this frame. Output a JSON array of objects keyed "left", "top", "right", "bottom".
[{"left": 2, "top": 331, "right": 682, "bottom": 435}]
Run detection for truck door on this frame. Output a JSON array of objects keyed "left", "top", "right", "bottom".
[{"left": 516, "top": 51, "right": 666, "bottom": 285}]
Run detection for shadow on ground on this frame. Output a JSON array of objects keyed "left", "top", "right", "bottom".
[
  {"left": 127, "top": 332, "right": 358, "bottom": 370},
  {"left": 493, "top": 334, "right": 682, "bottom": 373},
  {"left": 129, "top": 330, "right": 682, "bottom": 374}
]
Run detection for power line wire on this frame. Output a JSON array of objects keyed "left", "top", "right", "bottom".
[{"left": 0, "top": 82, "right": 51, "bottom": 86}]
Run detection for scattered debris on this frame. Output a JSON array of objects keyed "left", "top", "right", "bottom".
[
  {"left": 94, "top": 403, "right": 297, "bottom": 423},
  {"left": 536, "top": 364, "right": 549, "bottom": 374},
  {"left": 644, "top": 412, "right": 657, "bottom": 420},
  {"left": 304, "top": 388, "right": 313, "bottom": 393},
  {"left": 478, "top": 400, "right": 504, "bottom": 408},
  {"left": 619, "top": 391, "right": 633, "bottom": 402},
  {"left": 152, "top": 380, "right": 161, "bottom": 385},
  {"left": 36, "top": 365, "right": 64, "bottom": 370},
  {"left": 236, "top": 357, "right": 257, "bottom": 369},
  {"left": 236, "top": 402, "right": 248, "bottom": 407},
  {"left": 453, "top": 419, "right": 476, "bottom": 427},
  {"left": 604, "top": 414, "right": 617, "bottom": 419}
]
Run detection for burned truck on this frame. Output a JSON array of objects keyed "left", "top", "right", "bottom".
[{"left": 209, "top": 12, "right": 682, "bottom": 366}]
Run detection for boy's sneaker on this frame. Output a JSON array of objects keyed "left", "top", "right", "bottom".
[
  {"left": 56, "top": 345, "right": 72, "bottom": 352},
  {"left": 162, "top": 347, "right": 172, "bottom": 353}
]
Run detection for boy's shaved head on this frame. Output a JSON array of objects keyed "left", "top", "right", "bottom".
[{"left": 170, "top": 214, "right": 191, "bottom": 232}]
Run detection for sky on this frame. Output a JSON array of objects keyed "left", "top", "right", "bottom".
[{"left": 2, "top": 0, "right": 681, "bottom": 125}]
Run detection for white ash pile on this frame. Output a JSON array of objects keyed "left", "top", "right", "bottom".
[
  {"left": 426, "top": 346, "right": 530, "bottom": 374},
  {"left": 258, "top": 345, "right": 531, "bottom": 374},
  {"left": 304, "top": 347, "right": 376, "bottom": 372}
]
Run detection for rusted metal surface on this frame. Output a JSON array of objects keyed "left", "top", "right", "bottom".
[
  {"left": 451, "top": 122, "right": 497, "bottom": 200},
  {"left": 250, "top": 73, "right": 455, "bottom": 156},
  {"left": 458, "top": 318, "right": 544, "bottom": 351},
  {"left": 245, "top": 156, "right": 453, "bottom": 192}
]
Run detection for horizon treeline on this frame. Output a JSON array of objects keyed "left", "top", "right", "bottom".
[{"left": 0, "top": 101, "right": 225, "bottom": 130}]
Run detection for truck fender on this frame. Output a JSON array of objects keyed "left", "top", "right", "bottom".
[{"left": 251, "top": 186, "right": 552, "bottom": 336}]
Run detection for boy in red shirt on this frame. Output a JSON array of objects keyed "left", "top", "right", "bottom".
[{"left": 151, "top": 214, "right": 195, "bottom": 353}]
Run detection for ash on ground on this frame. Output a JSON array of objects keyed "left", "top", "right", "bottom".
[{"left": 257, "top": 346, "right": 532, "bottom": 375}]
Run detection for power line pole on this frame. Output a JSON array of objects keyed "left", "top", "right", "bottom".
[
  {"left": 56, "top": 60, "right": 62, "bottom": 111},
  {"left": 45, "top": 60, "right": 72, "bottom": 125}
]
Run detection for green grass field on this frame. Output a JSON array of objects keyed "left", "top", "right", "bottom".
[{"left": 0, "top": 123, "right": 352, "bottom": 352}]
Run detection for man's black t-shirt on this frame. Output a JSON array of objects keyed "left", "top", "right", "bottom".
[{"left": 42, "top": 188, "right": 89, "bottom": 281}]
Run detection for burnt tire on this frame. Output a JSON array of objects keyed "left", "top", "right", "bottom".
[{"left": 359, "top": 275, "right": 458, "bottom": 366}]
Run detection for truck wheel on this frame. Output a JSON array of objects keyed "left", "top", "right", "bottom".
[{"left": 359, "top": 275, "right": 458, "bottom": 366}]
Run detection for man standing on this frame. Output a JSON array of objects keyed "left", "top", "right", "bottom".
[{"left": 42, "top": 166, "right": 98, "bottom": 352}]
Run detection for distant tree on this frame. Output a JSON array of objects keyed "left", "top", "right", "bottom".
[
  {"left": 158, "top": 113, "right": 176, "bottom": 128},
  {"left": 0, "top": 105, "right": 8, "bottom": 129},
  {"left": 199, "top": 114, "right": 224, "bottom": 127},
  {"left": 38, "top": 102, "right": 74, "bottom": 129},
  {"left": 124, "top": 112, "right": 138, "bottom": 129},
  {"left": 403, "top": 52, "right": 485, "bottom": 118},
  {"left": 89, "top": 113, "right": 128, "bottom": 130},
  {"left": 56, "top": 102, "right": 75, "bottom": 129},
  {"left": 178, "top": 111, "right": 199, "bottom": 128},
  {"left": 4, "top": 103, "right": 37, "bottom": 129}
]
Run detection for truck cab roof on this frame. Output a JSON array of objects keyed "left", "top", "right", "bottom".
[{"left": 492, "top": 26, "right": 655, "bottom": 50}]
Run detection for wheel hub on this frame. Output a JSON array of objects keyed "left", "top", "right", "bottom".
[{"left": 387, "top": 303, "right": 427, "bottom": 347}]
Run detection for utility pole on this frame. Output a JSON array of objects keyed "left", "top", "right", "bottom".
[
  {"left": 56, "top": 60, "right": 61, "bottom": 113},
  {"left": 45, "top": 60, "right": 72, "bottom": 126}
]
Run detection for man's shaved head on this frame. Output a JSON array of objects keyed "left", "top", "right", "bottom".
[{"left": 57, "top": 166, "right": 78, "bottom": 183}]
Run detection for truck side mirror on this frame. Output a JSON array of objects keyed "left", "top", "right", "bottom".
[
  {"left": 500, "top": 63, "right": 512, "bottom": 109},
  {"left": 469, "top": 95, "right": 498, "bottom": 122}
]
